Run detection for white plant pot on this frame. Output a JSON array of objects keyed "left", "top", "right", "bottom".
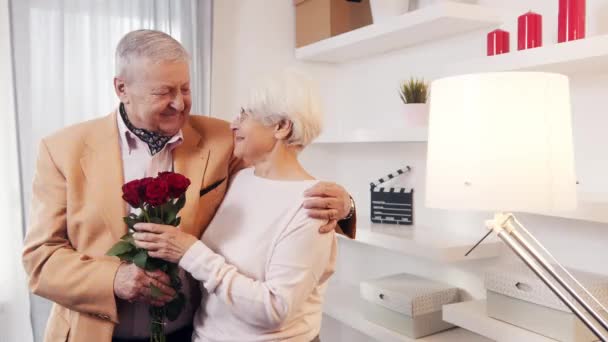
[
  {"left": 370, "top": 0, "right": 411, "bottom": 23},
  {"left": 403, "top": 103, "right": 429, "bottom": 126}
]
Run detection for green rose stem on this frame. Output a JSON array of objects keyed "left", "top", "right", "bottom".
[
  {"left": 146, "top": 205, "right": 164, "bottom": 342},
  {"left": 142, "top": 207, "right": 151, "bottom": 223}
]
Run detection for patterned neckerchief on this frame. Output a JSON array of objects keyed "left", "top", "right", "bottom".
[{"left": 119, "top": 103, "right": 173, "bottom": 155}]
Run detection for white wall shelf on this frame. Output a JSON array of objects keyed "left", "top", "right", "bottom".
[
  {"left": 447, "top": 34, "right": 608, "bottom": 75},
  {"left": 314, "top": 126, "right": 428, "bottom": 144},
  {"left": 527, "top": 192, "right": 608, "bottom": 224},
  {"left": 443, "top": 300, "right": 557, "bottom": 342},
  {"left": 324, "top": 283, "right": 492, "bottom": 342},
  {"left": 339, "top": 221, "right": 503, "bottom": 262},
  {"left": 296, "top": 2, "right": 501, "bottom": 63}
]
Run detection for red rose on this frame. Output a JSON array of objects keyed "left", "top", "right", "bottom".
[
  {"left": 122, "top": 179, "right": 142, "bottom": 207},
  {"left": 138, "top": 177, "right": 154, "bottom": 200},
  {"left": 159, "top": 172, "right": 191, "bottom": 198},
  {"left": 157, "top": 172, "right": 171, "bottom": 184},
  {"left": 145, "top": 178, "right": 169, "bottom": 206}
]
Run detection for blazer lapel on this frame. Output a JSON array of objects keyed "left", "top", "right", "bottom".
[
  {"left": 173, "top": 121, "right": 210, "bottom": 237},
  {"left": 80, "top": 111, "right": 127, "bottom": 241}
]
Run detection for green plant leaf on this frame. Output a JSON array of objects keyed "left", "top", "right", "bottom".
[
  {"left": 175, "top": 194, "right": 186, "bottom": 212},
  {"left": 133, "top": 250, "right": 149, "bottom": 269},
  {"left": 116, "top": 255, "right": 133, "bottom": 263},
  {"left": 167, "top": 263, "right": 182, "bottom": 289},
  {"left": 149, "top": 206, "right": 158, "bottom": 219},
  {"left": 150, "top": 284, "right": 163, "bottom": 299},
  {"left": 399, "top": 77, "right": 429, "bottom": 104},
  {"left": 165, "top": 208, "right": 177, "bottom": 226},
  {"left": 160, "top": 202, "right": 169, "bottom": 222},
  {"left": 169, "top": 264, "right": 179, "bottom": 278},
  {"left": 146, "top": 257, "right": 164, "bottom": 271},
  {"left": 123, "top": 216, "right": 141, "bottom": 229},
  {"left": 120, "top": 233, "right": 135, "bottom": 244},
  {"left": 106, "top": 241, "right": 134, "bottom": 256},
  {"left": 165, "top": 292, "right": 186, "bottom": 321},
  {"left": 149, "top": 216, "right": 163, "bottom": 224},
  {"left": 399, "top": 90, "right": 407, "bottom": 104},
  {"left": 116, "top": 248, "right": 138, "bottom": 263}
]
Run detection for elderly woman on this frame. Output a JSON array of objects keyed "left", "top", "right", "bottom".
[{"left": 133, "top": 70, "right": 336, "bottom": 342}]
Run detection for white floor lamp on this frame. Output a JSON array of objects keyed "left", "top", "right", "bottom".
[{"left": 425, "top": 72, "right": 608, "bottom": 341}]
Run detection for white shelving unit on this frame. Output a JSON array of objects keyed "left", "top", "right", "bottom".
[
  {"left": 446, "top": 34, "right": 608, "bottom": 75},
  {"left": 535, "top": 192, "right": 608, "bottom": 224},
  {"left": 296, "top": 2, "right": 501, "bottom": 63},
  {"left": 443, "top": 300, "right": 557, "bottom": 342},
  {"left": 314, "top": 126, "right": 428, "bottom": 144},
  {"left": 293, "top": 2, "right": 608, "bottom": 341},
  {"left": 340, "top": 221, "right": 503, "bottom": 262},
  {"left": 324, "top": 283, "right": 492, "bottom": 342}
]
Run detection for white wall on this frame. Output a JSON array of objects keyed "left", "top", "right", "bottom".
[
  {"left": 212, "top": 1, "right": 608, "bottom": 341},
  {"left": 1, "top": 0, "right": 33, "bottom": 340}
]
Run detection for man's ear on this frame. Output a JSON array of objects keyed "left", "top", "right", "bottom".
[
  {"left": 114, "top": 77, "right": 129, "bottom": 104},
  {"left": 274, "top": 119, "right": 293, "bottom": 141}
]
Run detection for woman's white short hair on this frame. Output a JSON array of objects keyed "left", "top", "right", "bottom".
[
  {"left": 115, "top": 29, "right": 189, "bottom": 79},
  {"left": 244, "top": 69, "right": 323, "bottom": 147}
]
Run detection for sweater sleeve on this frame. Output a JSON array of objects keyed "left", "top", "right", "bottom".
[{"left": 179, "top": 211, "right": 337, "bottom": 330}]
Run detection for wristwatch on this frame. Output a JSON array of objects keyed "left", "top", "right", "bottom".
[{"left": 341, "top": 196, "right": 356, "bottom": 221}]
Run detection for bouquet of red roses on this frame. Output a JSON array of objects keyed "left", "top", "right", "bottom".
[{"left": 106, "top": 171, "right": 191, "bottom": 342}]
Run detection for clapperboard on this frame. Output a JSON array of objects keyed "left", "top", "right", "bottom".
[{"left": 370, "top": 167, "right": 414, "bottom": 225}]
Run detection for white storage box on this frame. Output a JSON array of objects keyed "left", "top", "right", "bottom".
[
  {"left": 485, "top": 262, "right": 608, "bottom": 341},
  {"left": 360, "top": 273, "right": 460, "bottom": 338}
]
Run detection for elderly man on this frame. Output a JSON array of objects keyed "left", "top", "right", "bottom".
[{"left": 22, "top": 30, "right": 355, "bottom": 342}]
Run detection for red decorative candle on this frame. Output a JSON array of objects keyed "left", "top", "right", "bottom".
[
  {"left": 558, "top": 0, "right": 586, "bottom": 43},
  {"left": 487, "top": 29, "right": 510, "bottom": 56},
  {"left": 518, "top": 11, "right": 542, "bottom": 50}
]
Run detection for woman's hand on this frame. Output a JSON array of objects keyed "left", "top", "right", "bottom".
[{"left": 133, "top": 223, "right": 199, "bottom": 263}]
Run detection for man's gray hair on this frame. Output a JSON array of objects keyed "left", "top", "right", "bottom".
[{"left": 115, "top": 29, "right": 189, "bottom": 78}]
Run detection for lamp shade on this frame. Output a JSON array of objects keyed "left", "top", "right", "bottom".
[{"left": 425, "top": 72, "right": 577, "bottom": 213}]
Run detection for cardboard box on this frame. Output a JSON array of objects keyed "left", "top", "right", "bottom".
[
  {"left": 294, "top": 0, "right": 373, "bottom": 47},
  {"left": 360, "top": 273, "right": 460, "bottom": 338},
  {"left": 485, "top": 262, "right": 608, "bottom": 341}
]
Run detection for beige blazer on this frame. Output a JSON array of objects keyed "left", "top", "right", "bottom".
[{"left": 22, "top": 112, "right": 238, "bottom": 342}]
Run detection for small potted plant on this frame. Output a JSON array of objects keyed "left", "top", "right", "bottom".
[{"left": 399, "top": 78, "right": 429, "bottom": 126}]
